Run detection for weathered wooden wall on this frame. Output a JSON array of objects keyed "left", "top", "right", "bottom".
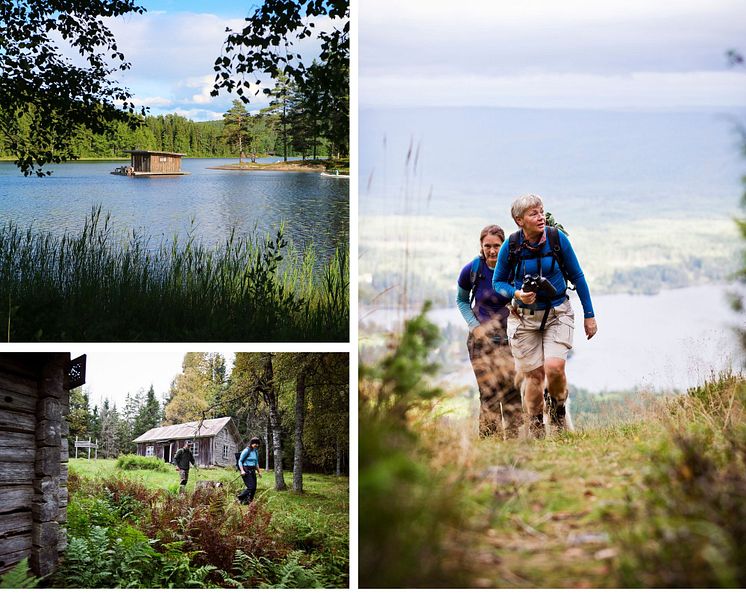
[
  {"left": 212, "top": 428, "right": 238, "bottom": 468},
  {"left": 0, "top": 354, "right": 69, "bottom": 577}
]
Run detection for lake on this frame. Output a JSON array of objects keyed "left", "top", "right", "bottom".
[
  {"left": 360, "top": 285, "right": 745, "bottom": 393},
  {"left": 0, "top": 158, "right": 349, "bottom": 260},
  {"left": 359, "top": 107, "right": 746, "bottom": 392}
]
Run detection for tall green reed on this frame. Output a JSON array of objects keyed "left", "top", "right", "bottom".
[{"left": 0, "top": 206, "right": 348, "bottom": 341}]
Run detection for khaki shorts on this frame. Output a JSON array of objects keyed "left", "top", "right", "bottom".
[{"left": 506, "top": 298, "right": 574, "bottom": 373}]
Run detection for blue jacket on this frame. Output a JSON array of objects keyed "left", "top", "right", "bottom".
[
  {"left": 492, "top": 229, "right": 595, "bottom": 318},
  {"left": 239, "top": 447, "right": 259, "bottom": 469}
]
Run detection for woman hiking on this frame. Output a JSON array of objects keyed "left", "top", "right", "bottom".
[
  {"left": 237, "top": 437, "right": 262, "bottom": 504},
  {"left": 492, "top": 194, "right": 597, "bottom": 438},
  {"left": 457, "top": 224, "right": 523, "bottom": 438}
]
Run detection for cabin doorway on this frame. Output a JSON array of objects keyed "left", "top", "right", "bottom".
[{"left": 163, "top": 444, "right": 171, "bottom": 463}]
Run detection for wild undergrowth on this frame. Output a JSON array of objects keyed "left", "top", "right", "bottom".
[
  {"left": 0, "top": 207, "right": 348, "bottom": 341},
  {"left": 39, "top": 471, "right": 345, "bottom": 588},
  {"left": 613, "top": 374, "right": 746, "bottom": 588},
  {"left": 359, "top": 304, "right": 472, "bottom": 588},
  {"left": 115, "top": 454, "right": 171, "bottom": 472},
  {"left": 359, "top": 306, "right": 746, "bottom": 588}
]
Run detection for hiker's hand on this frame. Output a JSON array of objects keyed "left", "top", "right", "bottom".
[
  {"left": 584, "top": 317, "right": 597, "bottom": 340},
  {"left": 472, "top": 325, "right": 488, "bottom": 341},
  {"left": 516, "top": 289, "right": 536, "bottom": 304}
]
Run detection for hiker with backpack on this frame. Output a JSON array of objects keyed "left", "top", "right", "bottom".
[
  {"left": 492, "top": 194, "right": 597, "bottom": 438},
  {"left": 457, "top": 224, "right": 523, "bottom": 437},
  {"left": 173, "top": 440, "right": 197, "bottom": 493},
  {"left": 237, "top": 437, "right": 262, "bottom": 504}
]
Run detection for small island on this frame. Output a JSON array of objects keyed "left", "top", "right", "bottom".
[{"left": 208, "top": 157, "right": 349, "bottom": 175}]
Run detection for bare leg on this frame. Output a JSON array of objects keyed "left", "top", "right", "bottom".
[
  {"left": 544, "top": 358, "right": 569, "bottom": 429},
  {"left": 522, "top": 366, "right": 545, "bottom": 438}
]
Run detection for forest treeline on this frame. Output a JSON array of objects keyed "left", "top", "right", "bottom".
[
  {"left": 0, "top": 71, "right": 348, "bottom": 162},
  {"left": 69, "top": 352, "right": 349, "bottom": 479},
  {"left": 0, "top": 109, "right": 330, "bottom": 160}
]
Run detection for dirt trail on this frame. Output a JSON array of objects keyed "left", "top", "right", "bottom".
[{"left": 460, "top": 429, "right": 648, "bottom": 588}]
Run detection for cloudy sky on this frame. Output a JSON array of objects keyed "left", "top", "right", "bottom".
[
  {"left": 359, "top": 0, "right": 746, "bottom": 109},
  {"left": 101, "top": 0, "right": 330, "bottom": 121}
]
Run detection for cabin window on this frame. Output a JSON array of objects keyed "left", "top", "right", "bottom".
[
  {"left": 223, "top": 445, "right": 229, "bottom": 459},
  {"left": 192, "top": 442, "right": 200, "bottom": 457},
  {"left": 146, "top": 445, "right": 154, "bottom": 457},
  {"left": 159, "top": 157, "right": 167, "bottom": 162}
]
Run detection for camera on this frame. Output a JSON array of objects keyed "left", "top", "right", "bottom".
[{"left": 522, "top": 273, "right": 557, "bottom": 296}]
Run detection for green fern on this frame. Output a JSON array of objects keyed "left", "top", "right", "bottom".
[{"left": 0, "top": 559, "right": 40, "bottom": 588}]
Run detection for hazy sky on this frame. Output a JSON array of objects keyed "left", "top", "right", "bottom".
[
  {"left": 359, "top": 0, "right": 746, "bottom": 109},
  {"left": 81, "top": 352, "right": 234, "bottom": 411},
  {"left": 100, "top": 0, "right": 333, "bottom": 120}
]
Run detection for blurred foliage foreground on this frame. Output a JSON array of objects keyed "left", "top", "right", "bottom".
[{"left": 359, "top": 306, "right": 746, "bottom": 588}]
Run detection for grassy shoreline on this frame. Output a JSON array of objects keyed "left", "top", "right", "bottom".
[{"left": 0, "top": 208, "right": 348, "bottom": 341}]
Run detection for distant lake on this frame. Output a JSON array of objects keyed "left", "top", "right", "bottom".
[
  {"left": 0, "top": 158, "right": 349, "bottom": 259},
  {"left": 360, "top": 107, "right": 745, "bottom": 226},
  {"left": 361, "top": 285, "right": 745, "bottom": 393}
]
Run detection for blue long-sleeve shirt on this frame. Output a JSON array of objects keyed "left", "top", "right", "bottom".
[
  {"left": 239, "top": 447, "right": 259, "bottom": 469},
  {"left": 492, "top": 229, "right": 595, "bottom": 318}
]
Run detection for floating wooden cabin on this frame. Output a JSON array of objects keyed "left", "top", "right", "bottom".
[
  {"left": 133, "top": 417, "right": 241, "bottom": 468},
  {"left": 111, "top": 150, "right": 189, "bottom": 176},
  {"left": 0, "top": 353, "right": 86, "bottom": 577}
]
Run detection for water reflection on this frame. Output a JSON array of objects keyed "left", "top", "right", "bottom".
[{"left": 0, "top": 158, "right": 349, "bottom": 259}]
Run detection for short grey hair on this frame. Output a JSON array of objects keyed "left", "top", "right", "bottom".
[{"left": 510, "top": 194, "right": 544, "bottom": 225}]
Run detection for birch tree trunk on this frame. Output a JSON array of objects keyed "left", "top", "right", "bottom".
[
  {"left": 293, "top": 367, "right": 307, "bottom": 493},
  {"left": 262, "top": 353, "right": 287, "bottom": 491}
]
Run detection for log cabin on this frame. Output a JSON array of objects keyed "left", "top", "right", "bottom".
[
  {"left": 111, "top": 150, "right": 188, "bottom": 176},
  {"left": 133, "top": 417, "right": 241, "bottom": 468},
  {"left": 0, "top": 353, "right": 85, "bottom": 577}
]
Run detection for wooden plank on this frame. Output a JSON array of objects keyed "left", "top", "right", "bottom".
[
  {"left": 0, "top": 463, "right": 34, "bottom": 485},
  {"left": 0, "top": 389, "right": 37, "bottom": 414},
  {"left": 0, "top": 431, "right": 34, "bottom": 449},
  {"left": 0, "top": 446, "right": 35, "bottom": 463},
  {"left": 0, "top": 512, "right": 32, "bottom": 537},
  {"left": 0, "top": 533, "right": 32, "bottom": 557},
  {"left": 0, "top": 369, "right": 39, "bottom": 399},
  {"left": 0, "top": 410, "right": 35, "bottom": 433},
  {"left": 0, "top": 547, "right": 31, "bottom": 574},
  {"left": 0, "top": 487, "right": 33, "bottom": 514}
]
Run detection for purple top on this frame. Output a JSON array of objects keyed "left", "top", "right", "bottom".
[{"left": 457, "top": 258, "right": 510, "bottom": 327}]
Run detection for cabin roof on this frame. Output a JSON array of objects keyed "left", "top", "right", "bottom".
[
  {"left": 125, "top": 150, "right": 186, "bottom": 157},
  {"left": 133, "top": 416, "right": 235, "bottom": 443}
]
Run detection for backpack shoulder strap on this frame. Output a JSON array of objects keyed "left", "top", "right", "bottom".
[
  {"left": 506, "top": 231, "right": 522, "bottom": 283},
  {"left": 469, "top": 256, "right": 484, "bottom": 303},
  {"left": 469, "top": 256, "right": 482, "bottom": 286},
  {"left": 546, "top": 226, "right": 574, "bottom": 289}
]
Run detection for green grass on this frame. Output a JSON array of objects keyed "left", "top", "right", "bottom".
[
  {"left": 0, "top": 207, "right": 348, "bottom": 341},
  {"left": 359, "top": 310, "right": 746, "bottom": 588}
]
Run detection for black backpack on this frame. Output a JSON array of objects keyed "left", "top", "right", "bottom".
[
  {"left": 234, "top": 451, "right": 242, "bottom": 471},
  {"left": 467, "top": 256, "right": 485, "bottom": 304},
  {"left": 506, "top": 225, "right": 574, "bottom": 292}
]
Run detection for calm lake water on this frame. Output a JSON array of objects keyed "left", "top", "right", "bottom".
[
  {"left": 0, "top": 158, "right": 349, "bottom": 259},
  {"left": 361, "top": 286, "right": 745, "bottom": 393}
]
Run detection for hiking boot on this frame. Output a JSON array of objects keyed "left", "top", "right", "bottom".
[
  {"left": 545, "top": 393, "right": 566, "bottom": 430},
  {"left": 528, "top": 414, "right": 545, "bottom": 439}
]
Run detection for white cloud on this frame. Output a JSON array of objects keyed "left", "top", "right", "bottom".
[
  {"left": 173, "top": 107, "right": 225, "bottom": 121},
  {"left": 135, "top": 96, "right": 174, "bottom": 107},
  {"left": 360, "top": 0, "right": 746, "bottom": 109}
]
